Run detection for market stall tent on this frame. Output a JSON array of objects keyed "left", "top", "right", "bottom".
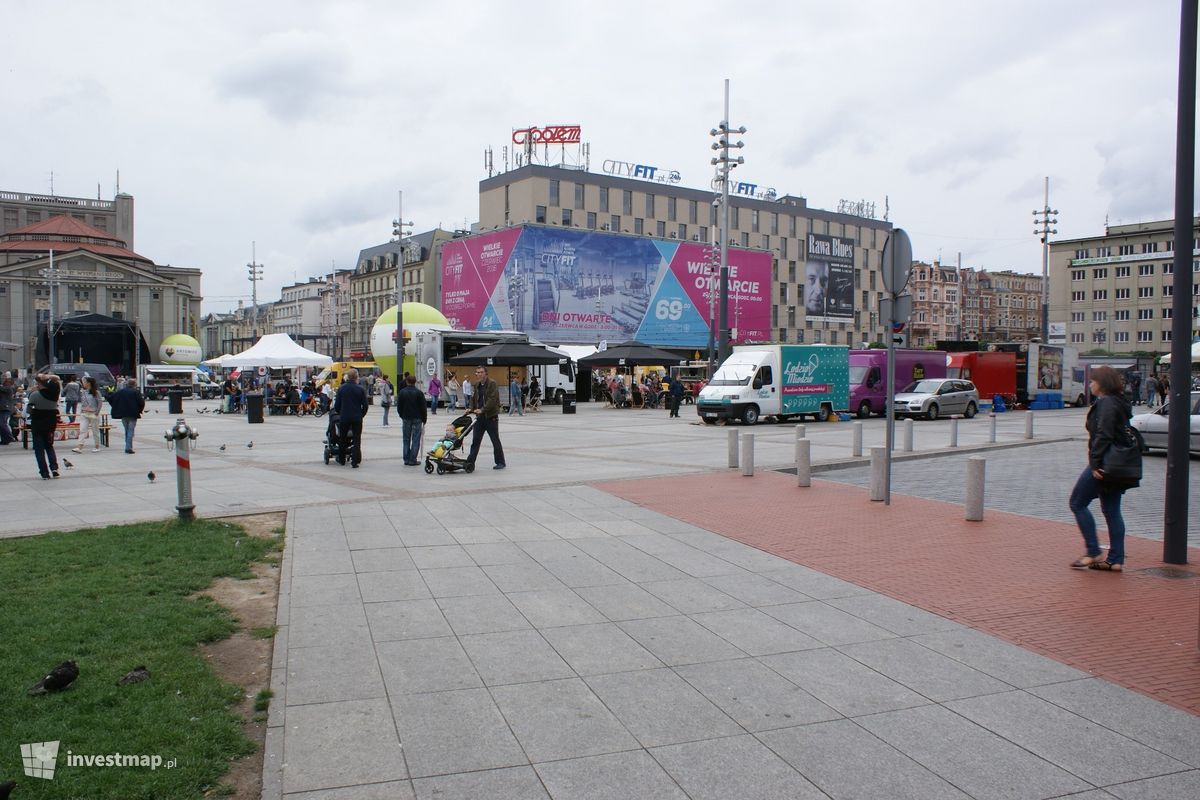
[
  {"left": 1157, "top": 340, "right": 1200, "bottom": 365},
  {"left": 221, "top": 334, "right": 333, "bottom": 368}
]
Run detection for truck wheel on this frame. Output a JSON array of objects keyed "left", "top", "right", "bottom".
[
  {"left": 554, "top": 389, "right": 565, "bottom": 404},
  {"left": 926, "top": 403, "right": 940, "bottom": 421},
  {"left": 964, "top": 401, "right": 977, "bottom": 419},
  {"left": 741, "top": 406, "right": 759, "bottom": 426},
  {"left": 816, "top": 405, "right": 832, "bottom": 422},
  {"left": 1075, "top": 394, "right": 1086, "bottom": 408},
  {"left": 856, "top": 400, "right": 872, "bottom": 419}
]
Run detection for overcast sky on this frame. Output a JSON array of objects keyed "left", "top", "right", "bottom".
[{"left": 2, "top": 0, "right": 1193, "bottom": 315}]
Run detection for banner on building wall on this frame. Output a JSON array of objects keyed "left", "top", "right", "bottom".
[
  {"left": 804, "top": 233, "right": 855, "bottom": 323},
  {"left": 440, "top": 226, "right": 771, "bottom": 346}
]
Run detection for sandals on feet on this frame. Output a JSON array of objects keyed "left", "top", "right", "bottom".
[
  {"left": 1088, "top": 561, "right": 1123, "bottom": 572},
  {"left": 1070, "top": 555, "right": 1103, "bottom": 569}
]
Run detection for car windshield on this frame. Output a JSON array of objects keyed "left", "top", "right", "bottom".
[
  {"left": 901, "top": 379, "right": 944, "bottom": 394},
  {"left": 708, "top": 366, "right": 754, "bottom": 387},
  {"left": 849, "top": 366, "right": 868, "bottom": 384}
]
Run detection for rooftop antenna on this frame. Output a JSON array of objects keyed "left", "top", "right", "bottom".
[
  {"left": 49, "top": 171, "right": 54, "bottom": 196},
  {"left": 883, "top": 195, "right": 890, "bottom": 222},
  {"left": 97, "top": 182, "right": 101, "bottom": 200},
  {"left": 116, "top": 169, "right": 120, "bottom": 194}
]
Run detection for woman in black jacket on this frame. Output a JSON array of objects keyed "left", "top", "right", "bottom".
[{"left": 1069, "top": 366, "right": 1132, "bottom": 572}]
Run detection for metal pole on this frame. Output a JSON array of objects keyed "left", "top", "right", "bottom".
[
  {"left": 396, "top": 191, "right": 404, "bottom": 386},
  {"left": 1165, "top": 0, "right": 1196, "bottom": 566},
  {"left": 48, "top": 249, "right": 56, "bottom": 366},
  {"left": 885, "top": 296, "right": 896, "bottom": 504},
  {"left": 718, "top": 80, "right": 731, "bottom": 363},
  {"left": 1041, "top": 177, "right": 1050, "bottom": 342}
]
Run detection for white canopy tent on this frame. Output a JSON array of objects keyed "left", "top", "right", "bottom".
[
  {"left": 221, "top": 334, "right": 333, "bottom": 368},
  {"left": 1157, "top": 340, "right": 1200, "bottom": 365},
  {"left": 202, "top": 353, "right": 234, "bottom": 367}
]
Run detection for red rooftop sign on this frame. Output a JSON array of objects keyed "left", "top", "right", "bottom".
[{"left": 512, "top": 125, "right": 581, "bottom": 145}]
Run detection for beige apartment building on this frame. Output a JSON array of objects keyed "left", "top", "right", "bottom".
[
  {"left": 907, "top": 263, "right": 1043, "bottom": 348},
  {"left": 1049, "top": 218, "right": 1200, "bottom": 355},
  {"left": 476, "top": 164, "right": 893, "bottom": 346}
]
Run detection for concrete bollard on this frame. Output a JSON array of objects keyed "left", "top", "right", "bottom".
[
  {"left": 741, "top": 433, "right": 754, "bottom": 476},
  {"left": 728, "top": 429, "right": 740, "bottom": 468},
  {"left": 795, "top": 437, "right": 811, "bottom": 487},
  {"left": 869, "top": 447, "right": 886, "bottom": 501},
  {"left": 795, "top": 424, "right": 806, "bottom": 440},
  {"left": 1025, "top": 410, "right": 1034, "bottom": 440},
  {"left": 966, "top": 456, "right": 985, "bottom": 521},
  {"left": 903, "top": 418, "right": 914, "bottom": 452},
  {"left": 949, "top": 416, "right": 959, "bottom": 448},
  {"left": 989, "top": 412, "right": 997, "bottom": 443},
  {"left": 852, "top": 422, "right": 863, "bottom": 458}
]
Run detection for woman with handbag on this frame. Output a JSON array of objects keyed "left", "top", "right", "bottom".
[{"left": 1069, "top": 366, "right": 1136, "bottom": 572}]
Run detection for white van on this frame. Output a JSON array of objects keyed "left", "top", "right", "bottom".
[{"left": 696, "top": 345, "right": 850, "bottom": 425}]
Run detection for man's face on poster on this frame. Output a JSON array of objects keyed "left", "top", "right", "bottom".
[{"left": 805, "top": 262, "right": 827, "bottom": 314}]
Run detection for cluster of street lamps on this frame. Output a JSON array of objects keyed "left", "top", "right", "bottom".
[
  {"left": 709, "top": 78, "right": 746, "bottom": 365},
  {"left": 392, "top": 191, "right": 413, "bottom": 381},
  {"left": 1032, "top": 177, "right": 1058, "bottom": 342}
]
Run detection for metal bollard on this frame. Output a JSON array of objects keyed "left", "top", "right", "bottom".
[
  {"left": 869, "top": 447, "right": 886, "bottom": 501},
  {"left": 741, "top": 433, "right": 755, "bottom": 476},
  {"left": 852, "top": 422, "right": 863, "bottom": 457},
  {"left": 903, "top": 418, "right": 914, "bottom": 452},
  {"left": 989, "top": 412, "right": 997, "bottom": 443},
  {"left": 1025, "top": 410, "right": 1034, "bottom": 440},
  {"left": 163, "top": 417, "right": 199, "bottom": 521},
  {"left": 966, "top": 457, "right": 985, "bottom": 521},
  {"left": 949, "top": 416, "right": 959, "bottom": 448},
  {"left": 728, "top": 428, "right": 740, "bottom": 468},
  {"left": 795, "top": 437, "right": 811, "bottom": 487},
  {"left": 795, "top": 424, "right": 806, "bottom": 440}
]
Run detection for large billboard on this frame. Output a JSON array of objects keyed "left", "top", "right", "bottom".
[
  {"left": 804, "top": 233, "right": 855, "bottom": 323},
  {"left": 440, "top": 225, "right": 771, "bottom": 346}
]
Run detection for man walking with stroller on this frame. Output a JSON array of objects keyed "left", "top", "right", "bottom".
[
  {"left": 466, "top": 366, "right": 506, "bottom": 470},
  {"left": 332, "top": 368, "right": 369, "bottom": 468},
  {"left": 397, "top": 374, "right": 427, "bottom": 466}
]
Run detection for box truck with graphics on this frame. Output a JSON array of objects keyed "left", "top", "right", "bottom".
[{"left": 697, "top": 344, "right": 849, "bottom": 425}]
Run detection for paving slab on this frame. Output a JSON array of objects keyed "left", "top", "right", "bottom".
[
  {"left": 533, "top": 751, "right": 687, "bottom": 800},
  {"left": 490, "top": 678, "right": 641, "bottom": 763}
]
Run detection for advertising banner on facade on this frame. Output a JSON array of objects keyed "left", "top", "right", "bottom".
[
  {"left": 440, "top": 225, "right": 771, "bottom": 346},
  {"left": 804, "top": 233, "right": 855, "bottom": 323}
]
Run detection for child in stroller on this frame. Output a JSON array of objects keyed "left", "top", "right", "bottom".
[
  {"left": 322, "top": 410, "right": 349, "bottom": 465},
  {"left": 424, "top": 413, "right": 475, "bottom": 474}
]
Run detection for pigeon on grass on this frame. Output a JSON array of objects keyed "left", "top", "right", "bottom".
[
  {"left": 28, "top": 660, "right": 79, "bottom": 695},
  {"left": 117, "top": 666, "right": 150, "bottom": 685}
]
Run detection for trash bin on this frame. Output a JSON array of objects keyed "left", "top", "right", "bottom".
[
  {"left": 167, "top": 388, "right": 184, "bottom": 415},
  {"left": 562, "top": 391, "right": 577, "bottom": 414},
  {"left": 246, "top": 393, "right": 264, "bottom": 424}
]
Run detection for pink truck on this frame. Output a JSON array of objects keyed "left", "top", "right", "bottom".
[{"left": 848, "top": 349, "right": 948, "bottom": 418}]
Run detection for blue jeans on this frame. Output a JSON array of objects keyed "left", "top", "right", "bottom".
[
  {"left": 122, "top": 418, "right": 137, "bottom": 452},
  {"left": 381, "top": 403, "right": 390, "bottom": 426},
  {"left": 429, "top": 396, "right": 438, "bottom": 415},
  {"left": 33, "top": 428, "right": 58, "bottom": 477},
  {"left": 64, "top": 399, "right": 78, "bottom": 423},
  {"left": 1069, "top": 466, "right": 1125, "bottom": 564},
  {"left": 402, "top": 419, "right": 423, "bottom": 464}
]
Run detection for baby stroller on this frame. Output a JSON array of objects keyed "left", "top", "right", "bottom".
[
  {"left": 424, "top": 413, "right": 475, "bottom": 474},
  {"left": 322, "top": 410, "right": 349, "bottom": 465}
]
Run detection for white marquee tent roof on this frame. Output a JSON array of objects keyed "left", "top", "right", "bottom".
[
  {"left": 221, "top": 334, "right": 333, "bottom": 368},
  {"left": 1158, "top": 340, "right": 1200, "bottom": 365}
]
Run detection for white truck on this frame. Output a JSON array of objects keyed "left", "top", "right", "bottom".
[
  {"left": 991, "top": 342, "right": 1086, "bottom": 407},
  {"left": 696, "top": 344, "right": 850, "bottom": 425}
]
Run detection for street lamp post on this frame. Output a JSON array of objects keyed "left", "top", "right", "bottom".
[
  {"left": 709, "top": 79, "right": 745, "bottom": 364},
  {"left": 1032, "top": 178, "right": 1058, "bottom": 341},
  {"left": 247, "top": 242, "right": 264, "bottom": 339},
  {"left": 392, "top": 191, "right": 413, "bottom": 385}
]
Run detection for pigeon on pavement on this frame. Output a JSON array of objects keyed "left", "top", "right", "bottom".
[
  {"left": 28, "top": 660, "right": 79, "bottom": 695},
  {"left": 62, "top": 459, "right": 74, "bottom": 469},
  {"left": 219, "top": 444, "right": 226, "bottom": 451},
  {"left": 147, "top": 471, "right": 156, "bottom": 483},
  {"left": 247, "top": 441, "right": 254, "bottom": 449},
  {"left": 117, "top": 666, "right": 150, "bottom": 685}
]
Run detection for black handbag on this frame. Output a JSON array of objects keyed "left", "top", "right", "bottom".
[{"left": 1101, "top": 427, "right": 1142, "bottom": 488}]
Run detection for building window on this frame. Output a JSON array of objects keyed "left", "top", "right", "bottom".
[
  {"left": 634, "top": 218, "right": 643, "bottom": 235},
  {"left": 1113, "top": 331, "right": 1129, "bottom": 343},
  {"left": 678, "top": 223, "right": 686, "bottom": 239},
  {"left": 1071, "top": 291, "right": 1085, "bottom": 302},
  {"left": 751, "top": 209, "right": 760, "bottom": 232},
  {"left": 1163, "top": 262, "right": 1174, "bottom": 274},
  {"left": 1163, "top": 307, "right": 1173, "bottom": 318},
  {"left": 535, "top": 205, "right": 546, "bottom": 223},
  {"left": 1137, "top": 330, "right": 1153, "bottom": 342},
  {"left": 780, "top": 238, "right": 788, "bottom": 258},
  {"left": 622, "top": 190, "right": 632, "bottom": 215},
  {"left": 1092, "top": 311, "right": 1106, "bottom": 322},
  {"left": 610, "top": 214, "right": 619, "bottom": 232},
  {"left": 600, "top": 187, "right": 609, "bottom": 213},
  {"left": 770, "top": 213, "right": 779, "bottom": 235},
  {"left": 1139, "top": 263, "right": 1155, "bottom": 276},
  {"left": 561, "top": 208, "right": 573, "bottom": 226},
  {"left": 1138, "top": 286, "right": 1154, "bottom": 298},
  {"left": 549, "top": 180, "right": 559, "bottom": 206},
  {"left": 27, "top": 211, "right": 41, "bottom": 224},
  {"left": 1071, "top": 270, "right": 1085, "bottom": 281},
  {"left": 1142, "top": 242, "right": 1158, "bottom": 253},
  {"left": 1070, "top": 332, "right": 1085, "bottom": 343},
  {"left": 1115, "top": 266, "right": 1130, "bottom": 278},
  {"left": 645, "top": 193, "right": 655, "bottom": 216},
  {"left": 1071, "top": 312, "right": 1085, "bottom": 322},
  {"left": 1115, "top": 288, "right": 1130, "bottom": 300},
  {"left": 1138, "top": 308, "right": 1154, "bottom": 320},
  {"left": 1092, "top": 268, "right": 1107, "bottom": 279},
  {"left": 1114, "top": 309, "right": 1130, "bottom": 320},
  {"left": 574, "top": 183, "right": 584, "bottom": 210},
  {"left": 656, "top": 221, "right": 666, "bottom": 238},
  {"left": 740, "top": 232, "right": 749, "bottom": 247},
  {"left": 1118, "top": 244, "right": 1135, "bottom": 255},
  {"left": 1096, "top": 246, "right": 1111, "bottom": 257},
  {"left": 689, "top": 200, "right": 698, "bottom": 224},
  {"left": 586, "top": 212, "right": 597, "bottom": 230},
  {"left": 1074, "top": 249, "right": 1089, "bottom": 259},
  {"left": 730, "top": 207, "right": 739, "bottom": 228},
  {"left": 667, "top": 196, "right": 677, "bottom": 221}
]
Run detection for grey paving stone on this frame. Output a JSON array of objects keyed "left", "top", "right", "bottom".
[
  {"left": 537, "top": 556, "right": 627, "bottom": 588},
  {"left": 675, "top": 659, "right": 841, "bottom": 732},
  {"left": 620, "top": 534, "right": 747, "bottom": 577},
  {"left": 760, "top": 565, "right": 873, "bottom": 599},
  {"left": 356, "top": 570, "right": 431, "bottom": 603},
  {"left": 639, "top": 578, "right": 748, "bottom": 614},
  {"left": 292, "top": 548, "right": 355, "bottom": 576},
  {"left": 760, "top": 648, "right": 929, "bottom": 717},
  {"left": 649, "top": 734, "right": 828, "bottom": 800},
  {"left": 458, "top": 629, "right": 575, "bottom": 685},
  {"left": 585, "top": 668, "right": 742, "bottom": 746},
  {"left": 419, "top": 565, "right": 500, "bottom": 598},
  {"left": 408, "top": 544, "right": 475, "bottom": 569},
  {"left": 761, "top": 601, "right": 898, "bottom": 646},
  {"left": 1029, "top": 678, "right": 1200, "bottom": 767},
  {"left": 701, "top": 572, "right": 813, "bottom": 607},
  {"left": 570, "top": 537, "right": 691, "bottom": 582},
  {"left": 436, "top": 594, "right": 532, "bottom": 635},
  {"left": 491, "top": 678, "right": 640, "bottom": 762},
  {"left": 678, "top": 538, "right": 800, "bottom": 573},
  {"left": 517, "top": 539, "right": 588, "bottom": 562},
  {"left": 912, "top": 627, "right": 1088, "bottom": 689},
  {"left": 376, "top": 636, "right": 482, "bottom": 694},
  {"left": 760, "top": 718, "right": 970, "bottom": 799},
  {"left": 857, "top": 704, "right": 1091, "bottom": 800},
  {"left": 534, "top": 750, "right": 688, "bottom": 800},
  {"left": 285, "top": 780, "right": 416, "bottom": 799},
  {"left": 394, "top": 687, "right": 528, "bottom": 779},
  {"left": 285, "top": 643, "right": 384, "bottom": 706},
  {"left": 288, "top": 603, "right": 372, "bottom": 649},
  {"left": 282, "top": 699, "right": 407, "bottom": 794},
  {"left": 574, "top": 583, "right": 680, "bottom": 621},
  {"left": 506, "top": 588, "right": 607, "bottom": 628},
  {"left": 343, "top": 529, "right": 404, "bottom": 551},
  {"left": 618, "top": 616, "right": 747, "bottom": 666},
  {"left": 691, "top": 608, "right": 825, "bottom": 656},
  {"left": 351, "top": 547, "right": 416, "bottom": 573},
  {"left": 447, "top": 525, "right": 512, "bottom": 545},
  {"left": 1106, "top": 771, "right": 1200, "bottom": 799},
  {"left": 483, "top": 561, "right": 569, "bottom": 592},
  {"left": 826, "top": 593, "right": 962, "bottom": 636},
  {"left": 495, "top": 522, "right": 559, "bottom": 541},
  {"left": 412, "top": 766, "right": 548, "bottom": 800},
  {"left": 541, "top": 622, "right": 664, "bottom": 675},
  {"left": 396, "top": 527, "right": 458, "bottom": 547},
  {"left": 947, "top": 690, "right": 1190, "bottom": 785},
  {"left": 365, "top": 599, "right": 453, "bottom": 642},
  {"left": 290, "top": 573, "right": 362, "bottom": 607},
  {"left": 838, "top": 637, "right": 1013, "bottom": 701},
  {"left": 463, "top": 542, "right": 535, "bottom": 565}
]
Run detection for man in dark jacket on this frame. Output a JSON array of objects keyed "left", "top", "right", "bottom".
[
  {"left": 395, "top": 375, "right": 427, "bottom": 465},
  {"left": 28, "top": 373, "right": 62, "bottom": 478},
  {"left": 108, "top": 378, "right": 145, "bottom": 454},
  {"left": 466, "top": 366, "right": 506, "bottom": 470},
  {"left": 668, "top": 376, "right": 685, "bottom": 418},
  {"left": 332, "top": 368, "right": 369, "bottom": 467}
]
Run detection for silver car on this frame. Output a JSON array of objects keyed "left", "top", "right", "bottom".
[
  {"left": 894, "top": 378, "right": 980, "bottom": 420},
  {"left": 1130, "top": 391, "right": 1200, "bottom": 455}
]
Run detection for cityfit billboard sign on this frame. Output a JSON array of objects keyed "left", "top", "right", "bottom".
[
  {"left": 602, "top": 160, "right": 683, "bottom": 185},
  {"left": 440, "top": 225, "right": 770, "bottom": 346},
  {"left": 805, "top": 233, "right": 856, "bottom": 323},
  {"left": 512, "top": 125, "right": 581, "bottom": 145}
]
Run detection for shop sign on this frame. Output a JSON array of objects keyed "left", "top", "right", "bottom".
[{"left": 512, "top": 125, "right": 582, "bottom": 145}]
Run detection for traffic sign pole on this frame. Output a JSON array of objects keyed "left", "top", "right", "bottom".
[{"left": 880, "top": 229, "right": 914, "bottom": 506}]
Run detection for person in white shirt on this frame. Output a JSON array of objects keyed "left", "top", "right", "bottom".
[{"left": 462, "top": 377, "right": 473, "bottom": 410}]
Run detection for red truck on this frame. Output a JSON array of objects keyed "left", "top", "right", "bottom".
[{"left": 946, "top": 351, "right": 1017, "bottom": 405}]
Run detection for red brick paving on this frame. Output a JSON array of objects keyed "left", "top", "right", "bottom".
[{"left": 596, "top": 470, "right": 1200, "bottom": 715}]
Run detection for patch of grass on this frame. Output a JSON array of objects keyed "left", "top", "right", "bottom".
[
  {"left": 253, "top": 689, "right": 273, "bottom": 712},
  {"left": 0, "top": 518, "right": 274, "bottom": 800},
  {"left": 249, "top": 625, "right": 279, "bottom": 640}
]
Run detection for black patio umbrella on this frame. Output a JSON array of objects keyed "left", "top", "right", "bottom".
[
  {"left": 446, "top": 341, "right": 565, "bottom": 366},
  {"left": 577, "top": 340, "right": 686, "bottom": 368}
]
